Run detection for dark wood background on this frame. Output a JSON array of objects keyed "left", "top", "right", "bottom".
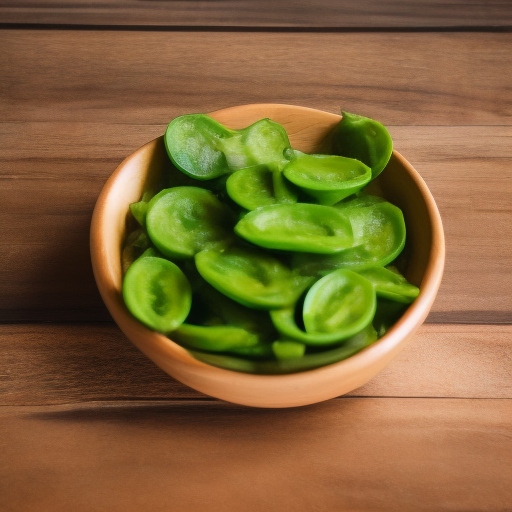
[{"left": 1, "top": 2, "right": 511, "bottom": 511}]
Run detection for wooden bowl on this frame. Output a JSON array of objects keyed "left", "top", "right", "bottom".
[{"left": 90, "top": 104, "right": 445, "bottom": 408}]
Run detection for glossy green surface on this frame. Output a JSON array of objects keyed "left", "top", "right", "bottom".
[
  {"left": 293, "top": 200, "right": 406, "bottom": 275},
  {"left": 283, "top": 152, "right": 371, "bottom": 205},
  {"left": 358, "top": 266, "right": 420, "bottom": 303},
  {"left": 195, "top": 245, "right": 312, "bottom": 309},
  {"left": 303, "top": 269, "right": 377, "bottom": 337},
  {"left": 332, "top": 111, "right": 393, "bottom": 180},
  {"left": 122, "top": 256, "right": 192, "bottom": 334},
  {"left": 226, "top": 165, "right": 297, "bottom": 210},
  {"left": 235, "top": 203, "right": 354, "bottom": 254},
  {"left": 146, "top": 186, "right": 235, "bottom": 259},
  {"left": 164, "top": 114, "right": 293, "bottom": 180}
]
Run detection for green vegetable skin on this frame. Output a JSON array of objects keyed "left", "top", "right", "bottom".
[{"left": 121, "top": 111, "right": 419, "bottom": 374}]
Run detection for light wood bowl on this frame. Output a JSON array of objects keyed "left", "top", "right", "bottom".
[{"left": 90, "top": 104, "right": 445, "bottom": 408}]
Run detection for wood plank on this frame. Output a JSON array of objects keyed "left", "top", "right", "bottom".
[
  {"left": 1, "top": 0, "right": 511, "bottom": 28},
  {"left": 1, "top": 398, "right": 510, "bottom": 512},
  {"left": 1, "top": 123, "right": 510, "bottom": 323},
  {"left": 1, "top": 324, "right": 510, "bottom": 405},
  {"left": 1, "top": 31, "right": 511, "bottom": 125}
]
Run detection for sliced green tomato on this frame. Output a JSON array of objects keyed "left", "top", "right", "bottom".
[
  {"left": 226, "top": 165, "right": 297, "bottom": 211},
  {"left": 145, "top": 186, "right": 235, "bottom": 259},
  {"left": 358, "top": 266, "right": 420, "bottom": 303},
  {"left": 302, "top": 269, "right": 376, "bottom": 336},
  {"left": 293, "top": 201, "right": 406, "bottom": 274},
  {"left": 195, "top": 246, "right": 312, "bottom": 310},
  {"left": 189, "top": 324, "right": 377, "bottom": 374},
  {"left": 332, "top": 111, "right": 393, "bottom": 180},
  {"left": 171, "top": 323, "right": 259, "bottom": 352},
  {"left": 282, "top": 153, "right": 371, "bottom": 206},
  {"left": 122, "top": 256, "right": 192, "bottom": 333},
  {"left": 234, "top": 204, "right": 353, "bottom": 254}
]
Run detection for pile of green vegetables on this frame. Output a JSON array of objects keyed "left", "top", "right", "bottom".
[{"left": 122, "top": 111, "right": 419, "bottom": 374}]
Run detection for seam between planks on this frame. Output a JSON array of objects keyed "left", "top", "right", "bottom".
[{"left": 0, "top": 23, "right": 511, "bottom": 33}]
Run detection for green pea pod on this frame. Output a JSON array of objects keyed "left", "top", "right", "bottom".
[
  {"left": 358, "top": 266, "right": 420, "bottom": 303},
  {"left": 165, "top": 115, "right": 292, "bottom": 180},
  {"left": 293, "top": 201, "right": 406, "bottom": 275},
  {"left": 195, "top": 245, "right": 312, "bottom": 310},
  {"left": 226, "top": 165, "right": 297, "bottom": 210},
  {"left": 122, "top": 256, "right": 192, "bottom": 334},
  {"left": 171, "top": 323, "right": 259, "bottom": 352},
  {"left": 146, "top": 186, "right": 235, "bottom": 259},
  {"left": 332, "top": 111, "right": 393, "bottom": 180},
  {"left": 235, "top": 203, "right": 354, "bottom": 254},
  {"left": 282, "top": 152, "right": 371, "bottom": 206},
  {"left": 189, "top": 324, "right": 377, "bottom": 374}
]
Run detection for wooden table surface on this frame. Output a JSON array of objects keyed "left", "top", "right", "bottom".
[{"left": 1, "top": 2, "right": 511, "bottom": 511}]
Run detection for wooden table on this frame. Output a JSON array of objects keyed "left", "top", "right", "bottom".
[{"left": 1, "top": 2, "right": 511, "bottom": 510}]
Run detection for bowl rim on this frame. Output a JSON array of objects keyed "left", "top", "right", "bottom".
[{"left": 90, "top": 103, "right": 445, "bottom": 406}]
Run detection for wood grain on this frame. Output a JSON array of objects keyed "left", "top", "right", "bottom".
[
  {"left": 1, "top": 398, "right": 510, "bottom": 512},
  {"left": 1, "top": 0, "right": 511, "bottom": 28},
  {"left": 1, "top": 123, "right": 510, "bottom": 322},
  {"left": 1, "top": 324, "right": 510, "bottom": 405},
  {"left": 1, "top": 31, "right": 511, "bottom": 126}
]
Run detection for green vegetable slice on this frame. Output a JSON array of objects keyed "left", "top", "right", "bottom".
[
  {"left": 122, "top": 256, "right": 192, "bottom": 333},
  {"left": 335, "top": 192, "right": 385, "bottom": 209},
  {"left": 164, "top": 114, "right": 236, "bottom": 180},
  {"left": 171, "top": 324, "right": 259, "bottom": 352},
  {"left": 272, "top": 340, "right": 306, "bottom": 360},
  {"left": 332, "top": 111, "right": 392, "bottom": 180},
  {"left": 195, "top": 245, "right": 312, "bottom": 309},
  {"left": 189, "top": 324, "right": 377, "bottom": 374},
  {"left": 238, "top": 118, "right": 293, "bottom": 167},
  {"left": 283, "top": 153, "right": 371, "bottom": 205},
  {"left": 226, "top": 165, "right": 297, "bottom": 210},
  {"left": 164, "top": 115, "right": 293, "bottom": 180},
  {"left": 303, "top": 269, "right": 376, "bottom": 336},
  {"left": 358, "top": 266, "right": 420, "bottom": 303},
  {"left": 293, "top": 201, "right": 406, "bottom": 274},
  {"left": 235, "top": 204, "right": 353, "bottom": 254},
  {"left": 146, "top": 186, "right": 235, "bottom": 259}
]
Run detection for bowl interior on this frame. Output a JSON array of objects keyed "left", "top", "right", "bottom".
[{"left": 91, "top": 103, "right": 444, "bottom": 408}]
